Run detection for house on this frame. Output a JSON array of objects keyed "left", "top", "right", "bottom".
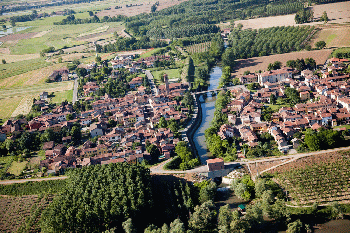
[
  {"left": 90, "top": 123, "right": 104, "bottom": 137},
  {"left": 40, "top": 91, "right": 48, "bottom": 100},
  {"left": 239, "top": 74, "right": 258, "bottom": 84},
  {"left": 258, "top": 67, "right": 293, "bottom": 85},
  {"left": 207, "top": 158, "right": 224, "bottom": 171},
  {"left": 300, "top": 91, "right": 310, "bottom": 101}
]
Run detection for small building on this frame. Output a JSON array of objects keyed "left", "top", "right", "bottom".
[
  {"left": 40, "top": 91, "right": 48, "bottom": 100},
  {"left": 207, "top": 158, "right": 224, "bottom": 171}
]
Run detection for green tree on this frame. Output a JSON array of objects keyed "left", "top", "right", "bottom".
[
  {"left": 2, "top": 59, "right": 6, "bottom": 64},
  {"left": 221, "top": 48, "right": 235, "bottom": 69},
  {"left": 286, "top": 219, "right": 303, "bottom": 233},
  {"left": 218, "top": 204, "right": 233, "bottom": 233},
  {"left": 70, "top": 125, "right": 82, "bottom": 145},
  {"left": 270, "top": 94, "right": 276, "bottom": 105},
  {"left": 187, "top": 57, "right": 195, "bottom": 83},
  {"left": 95, "top": 55, "right": 102, "bottom": 63},
  {"left": 189, "top": 201, "right": 217, "bottom": 232},
  {"left": 158, "top": 117, "right": 167, "bottom": 128},
  {"left": 122, "top": 218, "right": 136, "bottom": 233},
  {"left": 315, "top": 41, "right": 326, "bottom": 49},
  {"left": 321, "top": 11, "right": 328, "bottom": 23},
  {"left": 199, "top": 181, "right": 217, "bottom": 203},
  {"left": 146, "top": 144, "right": 160, "bottom": 164},
  {"left": 169, "top": 219, "right": 185, "bottom": 233}
]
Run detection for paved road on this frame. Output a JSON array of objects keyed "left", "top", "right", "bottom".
[
  {"left": 0, "top": 176, "right": 68, "bottom": 185},
  {"left": 150, "top": 146, "right": 350, "bottom": 175},
  {"left": 72, "top": 78, "right": 78, "bottom": 104},
  {"left": 145, "top": 70, "right": 159, "bottom": 96}
]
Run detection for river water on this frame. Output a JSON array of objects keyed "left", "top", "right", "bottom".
[{"left": 193, "top": 66, "right": 222, "bottom": 164}]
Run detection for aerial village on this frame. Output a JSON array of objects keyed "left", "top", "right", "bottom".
[{"left": 1, "top": 33, "right": 350, "bottom": 177}]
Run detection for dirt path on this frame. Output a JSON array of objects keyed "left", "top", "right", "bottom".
[{"left": 0, "top": 176, "right": 68, "bottom": 185}]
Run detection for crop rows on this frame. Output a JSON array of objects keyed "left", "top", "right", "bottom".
[
  {"left": 272, "top": 152, "right": 350, "bottom": 205},
  {"left": 0, "top": 58, "right": 51, "bottom": 80},
  {"left": 185, "top": 42, "right": 211, "bottom": 54}
]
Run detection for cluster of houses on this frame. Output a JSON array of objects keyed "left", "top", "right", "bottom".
[
  {"left": 218, "top": 58, "right": 350, "bottom": 153},
  {"left": 110, "top": 54, "right": 171, "bottom": 73},
  {"left": 0, "top": 71, "right": 192, "bottom": 174}
]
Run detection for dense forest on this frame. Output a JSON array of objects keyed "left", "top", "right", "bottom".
[
  {"left": 125, "top": 0, "right": 306, "bottom": 39},
  {"left": 227, "top": 26, "right": 315, "bottom": 59},
  {"left": 39, "top": 163, "right": 216, "bottom": 232}
]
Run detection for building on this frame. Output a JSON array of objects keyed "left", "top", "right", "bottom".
[{"left": 207, "top": 158, "right": 224, "bottom": 171}]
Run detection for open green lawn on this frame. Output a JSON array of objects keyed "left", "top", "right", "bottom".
[
  {"left": 0, "top": 58, "right": 51, "bottom": 80},
  {"left": 151, "top": 68, "right": 181, "bottom": 85},
  {"left": 325, "top": 34, "right": 337, "bottom": 46},
  {"left": 266, "top": 103, "right": 290, "bottom": 112},
  {"left": 333, "top": 125, "right": 350, "bottom": 130},
  {"left": 139, "top": 48, "right": 163, "bottom": 59},
  {"left": 7, "top": 160, "right": 28, "bottom": 176},
  {"left": 51, "top": 89, "right": 73, "bottom": 104},
  {"left": 0, "top": 156, "right": 14, "bottom": 177}
]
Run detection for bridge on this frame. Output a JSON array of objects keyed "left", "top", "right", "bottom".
[{"left": 192, "top": 85, "right": 249, "bottom": 95}]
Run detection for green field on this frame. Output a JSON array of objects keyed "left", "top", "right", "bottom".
[
  {"left": 0, "top": 81, "right": 73, "bottom": 119},
  {"left": 4, "top": 21, "right": 122, "bottom": 55},
  {"left": 0, "top": 58, "right": 51, "bottom": 80},
  {"left": 151, "top": 68, "right": 181, "bottom": 85},
  {"left": 265, "top": 103, "right": 290, "bottom": 112},
  {"left": 0, "top": 156, "right": 14, "bottom": 178},
  {"left": 7, "top": 160, "right": 28, "bottom": 176},
  {"left": 325, "top": 34, "right": 337, "bottom": 46},
  {"left": 139, "top": 48, "right": 163, "bottom": 59},
  {"left": 51, "top": 89, "right": 73, "bottom": 104}
]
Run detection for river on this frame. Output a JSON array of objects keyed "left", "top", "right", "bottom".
[{"left": 193, "top": 66, "right": 222, "bottom": 164}]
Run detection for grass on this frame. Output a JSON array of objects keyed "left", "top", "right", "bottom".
[
  {"left": 0, "top": 81, "right": 73, "bottom": 119},
  {"left": 0, "top": 58, "right": 51, "bottom": 80},
  {"left": 333, "top": 125, "right": 350, "bottom": 130},
  {"left": 265, "top": 103, "right": 290, "bottom": 112},
  {"left": 151, "top": 68, "right": 181, "bottom": 85},
  {"left": 7, "top": 160, "right": 28, "bottom": 176},
  {"left": 139, "top": 48, "right": 163, "bottom": 59},
  {"left": 50, "top": 89, "right": 73, "bottom": 104},
  {"left": 7, "top": 22, "right": 122, "bottom": 55},
  {"left": 325, "top": 34, "right": 337, "bottom": 46},
  {"left": 0, "top": 96, "right": 22, "bottom": 119},
  {"left": 0, "top": 156, "right": 14, "bottom": 175}
]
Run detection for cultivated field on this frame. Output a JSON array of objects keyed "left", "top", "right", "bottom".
[
  {"left": 0, "top": 62, "right": 67, "bottom": 88},
  {"left": 185, "top": 42, "right": 211, "bottom": 54},
  {"left": 311, "top": 25, "right": 350, "bottom": 48},
  {"left": 232, "top": 49, "right": 333, "bottom": 76},
  {"left": 97, "top": 0, "right": 189, "bottom": 17},
  {"left": 234, "top": 1, "right": 350, "bottom": 30},
  {"left": 0, "top": 195, "right": 53, "bottom": 233},
  {"left": 0, "top": 81, "right": 73, "bottom": 119},
  {"left": 269, "top": 151, "right": 350, "bottom": 205}
]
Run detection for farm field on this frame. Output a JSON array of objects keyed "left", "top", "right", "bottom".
[
  {"left": 234, "top": 1, "right": 350, "bottom": 30},
  {"left": 268, "top": 151, "right": 350, "bottom": 206},
  {"left": 0, "top": 81, "right": 73, "bottom": 119},
  {"left": 97, "top": 0, "right": 189, "bottom": 17},
  {"left": 232, "top": 49, "right": 333, "bottom": 76},
  {"left": 0, "top": 62, "right": 67, "bottom": 88},
  {"left": 310, "top": 25, "right": 350, "bottom": 48},
  {"left": 0, "top": 58, "right": 51, "bottom": 81},
  {"left": 185, "top": 42, "right": 211, "bottom": 54},
  {"left": 0, "top": 156, "right": 14, "bottom": 178}
]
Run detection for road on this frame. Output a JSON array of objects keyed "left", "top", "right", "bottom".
[
  {"left": 150, "top": 146, "right": 350, "bottom": 175},
  {"left": 2, "top": 147, "right": 350, "bottom": 184},
  {"left": 145, "top": 70, "right": 159, "bottom": 96},
  {"left": 72, "top": 78, "right": 78, "bottom": 104},
  {"left": 0, "top": 176, "right": 68, "bottom": 185}
]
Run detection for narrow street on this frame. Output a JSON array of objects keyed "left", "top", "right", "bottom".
[{"left": 72, "top": 78, "right": 78, "bottom": 104}]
